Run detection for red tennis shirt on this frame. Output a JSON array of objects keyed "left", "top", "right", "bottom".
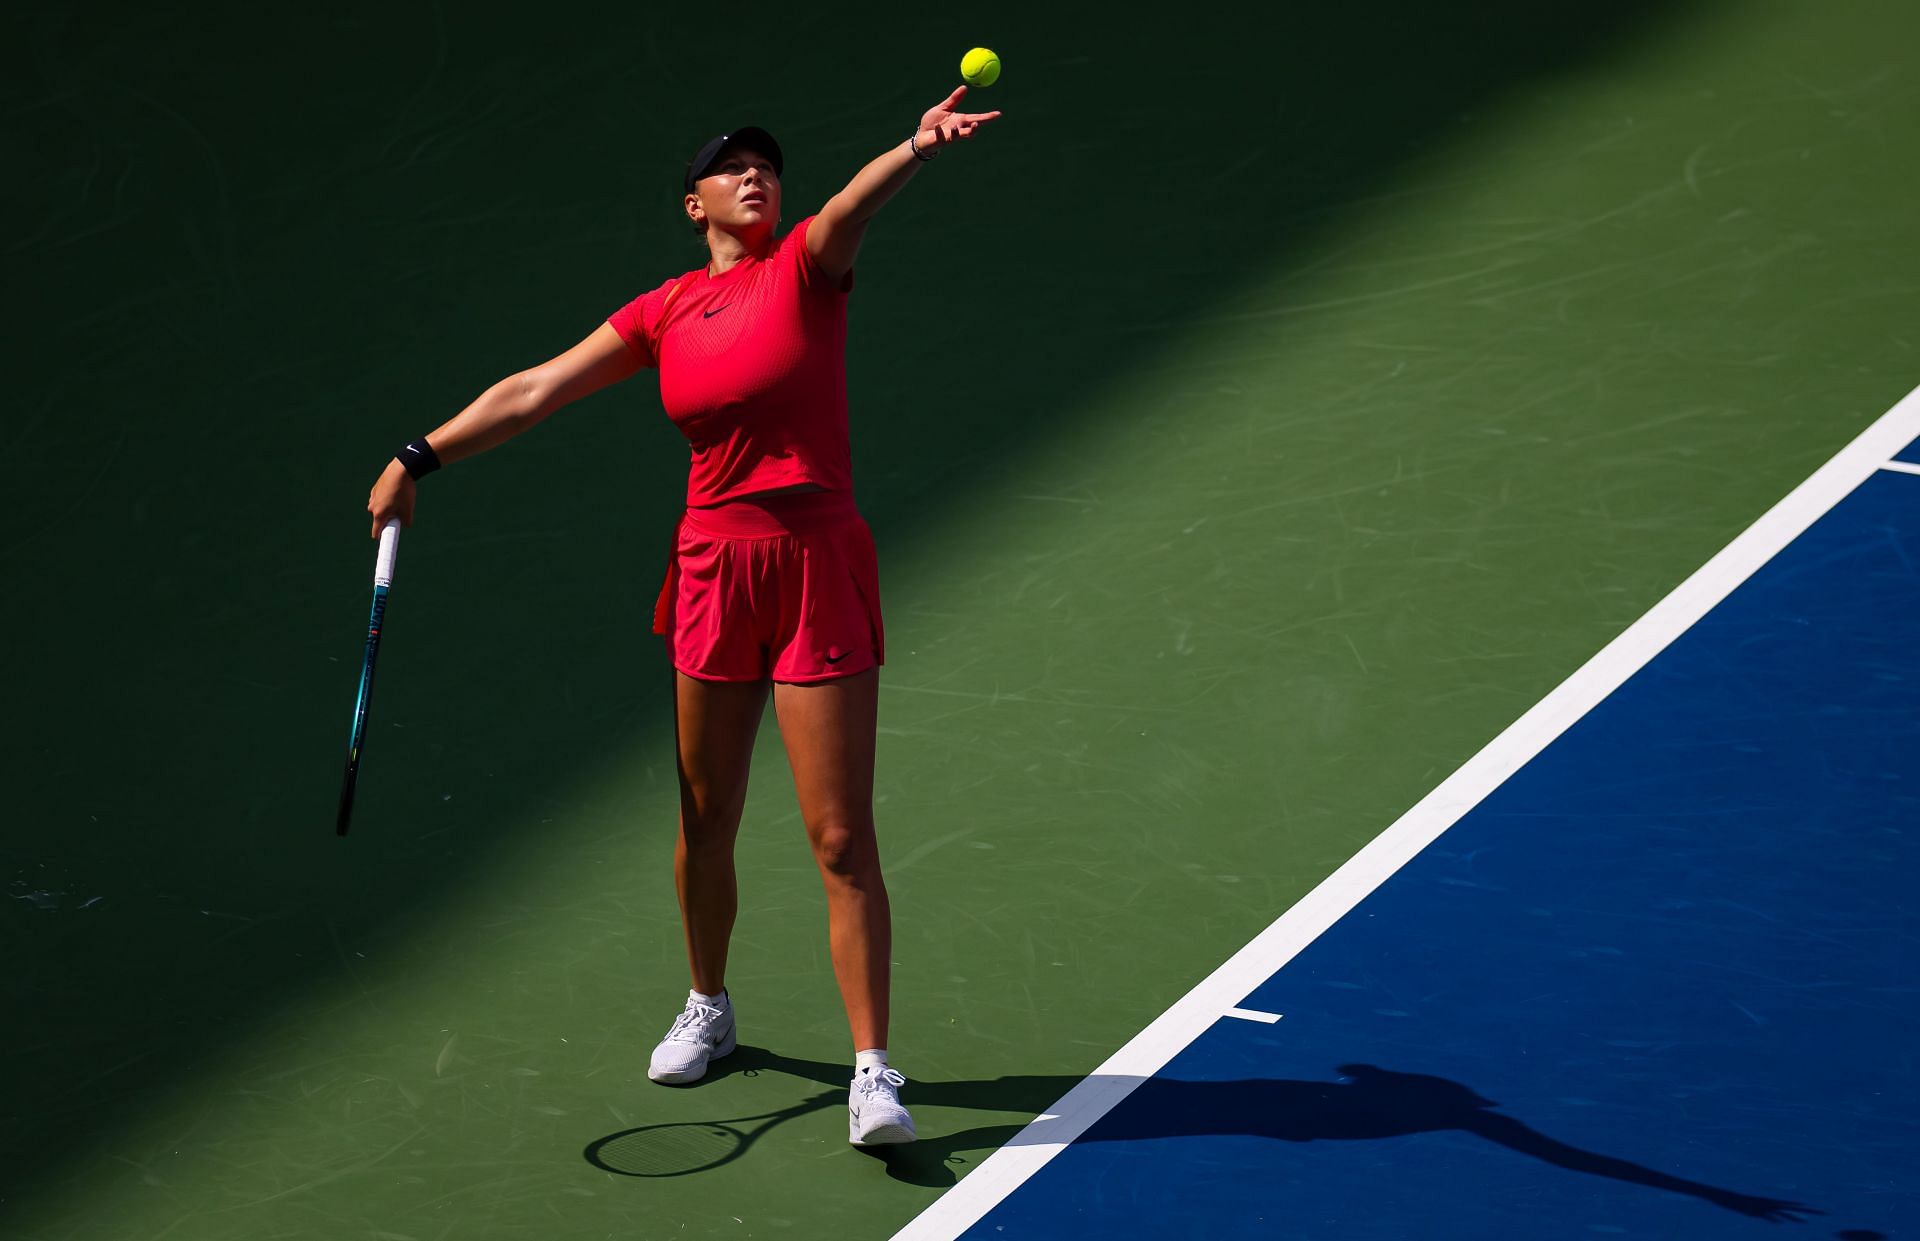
[{"left": 608, "top": 215, "right": 854, "bottom": 508}]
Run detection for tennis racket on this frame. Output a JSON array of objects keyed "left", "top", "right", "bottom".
[
  {"left": 337, "top": 518, "right": 401, "bottom": 836},
  {"left": 585, "top": 1093, "right": 833, "bottom": 1176}
]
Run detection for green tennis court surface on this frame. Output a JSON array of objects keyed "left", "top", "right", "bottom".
[{"left": 5, "top": 3, "right": 1917, "bottom": 1237}]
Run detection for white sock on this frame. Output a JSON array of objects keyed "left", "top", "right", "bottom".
[
  {"left": 691, "top": 989, "right": 727, "bottom": 1007},
  {"left": 855, "top": 1048, "right": 889, "bottom": 1073}
]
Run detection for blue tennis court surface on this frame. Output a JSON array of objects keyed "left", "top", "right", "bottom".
[{"left": 939, "top": 455, "right": 1919, "bottom": 1238}]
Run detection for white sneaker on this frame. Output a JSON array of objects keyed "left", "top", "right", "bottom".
[
  {"left": 848, "top": 1066, "right": 916, "bottom": 1145},
  {"left": 647, "top": 994, "right": 736, "bottom": 1084}
]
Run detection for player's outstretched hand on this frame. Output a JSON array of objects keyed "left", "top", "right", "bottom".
[
  {"left": 915, "top": 85, "right": 1001, "bottom": 153},
  {"left": 367, "top": 461, "right": 416, "bottom": 538}
]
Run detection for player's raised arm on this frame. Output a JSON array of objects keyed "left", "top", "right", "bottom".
[
  {"left": 365, "top": 322, "right": 643, "bottom": 537},
  {"left": 807, "top": 85, "right": 1003, "bottom": 281}
]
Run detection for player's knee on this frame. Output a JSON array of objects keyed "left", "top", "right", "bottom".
[
  {"left": 807, "top": 815, "right": 876, "bottom": 879},
  {"left": 678, "top": 791, "right": 744, "bottom": 853}
]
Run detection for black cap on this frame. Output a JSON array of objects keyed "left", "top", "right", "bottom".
[{"left": 683, "top": 127, "right": 784, "bottom": 193}]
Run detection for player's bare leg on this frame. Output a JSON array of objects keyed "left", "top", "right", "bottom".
[
  {"left": 772, "top": 667, "right": 889, "bottom": 1051},
  {"left": 673, "top": 671, "right": 770, "bottom": 994}
]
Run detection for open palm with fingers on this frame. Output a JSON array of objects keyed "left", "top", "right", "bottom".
[{"left": 915, "top": 85, "right": 1002, "bottom": 152}]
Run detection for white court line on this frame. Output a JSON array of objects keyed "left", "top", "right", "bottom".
[
  {"left": 1223, "top": 1008, "right": 1284, "bottom": 1025},
  {"left": 1882, "top": 459, "right": 1920, "bottom": 477},
  {"left": 892, "top": 383, "right": 1920, "bottom": 1241}
]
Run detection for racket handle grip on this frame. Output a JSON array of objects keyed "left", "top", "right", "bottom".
[{"left": 375, "top": 519, "right": 401, "bottom": 587}]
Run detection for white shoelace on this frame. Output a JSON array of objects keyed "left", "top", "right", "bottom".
[
  {"left": 664, "top": 1001, "right": 726, "bottom": 1045},
  {"left": 856, "top": 1067, "right": 907, "bottom": 1099}
]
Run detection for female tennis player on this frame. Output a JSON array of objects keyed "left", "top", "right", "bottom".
[{"left": 365, "top": 86, "right": 1000, "bottom": 1146}]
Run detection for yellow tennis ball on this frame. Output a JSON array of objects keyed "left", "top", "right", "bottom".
[{"left": 961, "top": 47, "right": 1001, "bottom": 88}]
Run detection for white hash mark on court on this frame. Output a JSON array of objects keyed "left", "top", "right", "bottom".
[{"left": 1224, "top": 1008, "right": 1283, "bottom": 1024}]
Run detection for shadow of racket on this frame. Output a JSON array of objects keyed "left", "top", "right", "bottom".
[{"left": 585, "top": 1089, "right": 840, "bottom": 1177}]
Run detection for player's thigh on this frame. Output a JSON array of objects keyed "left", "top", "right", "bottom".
[
  {"left": 674, "top": 671, "right": 770, "bottom": 826},
  {"left": 771, "top": 667, "right": 878, "bottom": 834}
]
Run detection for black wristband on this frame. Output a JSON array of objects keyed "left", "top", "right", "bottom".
[
  {"left": 396, "top": 438, "right": 442, "bottom": 480},
  {"left": 909, "top": 133, "right": 938, "bottom": 162}
]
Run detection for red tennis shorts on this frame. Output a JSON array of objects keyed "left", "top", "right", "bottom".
[{"left": 651, "top": 490, "right": 885, "bottom": 683}]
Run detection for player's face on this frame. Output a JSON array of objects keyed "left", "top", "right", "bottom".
[{"left": 693, "top": 146, "right": 780, "bottom": 233}]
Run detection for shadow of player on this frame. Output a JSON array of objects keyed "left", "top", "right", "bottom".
[
  {"left": 593, "top": 1049, "right": 1825, "bottom": 1224},
  {"left": 865, "top": 1060, "right": 1819, "bottom": 1224}
]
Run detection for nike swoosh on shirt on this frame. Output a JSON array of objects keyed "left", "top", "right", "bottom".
[{"left": 703, "top": 305, "right": 732, "bottom": 319}]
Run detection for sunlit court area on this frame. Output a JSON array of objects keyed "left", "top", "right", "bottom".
[{"left": 6, "top": 3, "right": 1917, "bottom": 1238}]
